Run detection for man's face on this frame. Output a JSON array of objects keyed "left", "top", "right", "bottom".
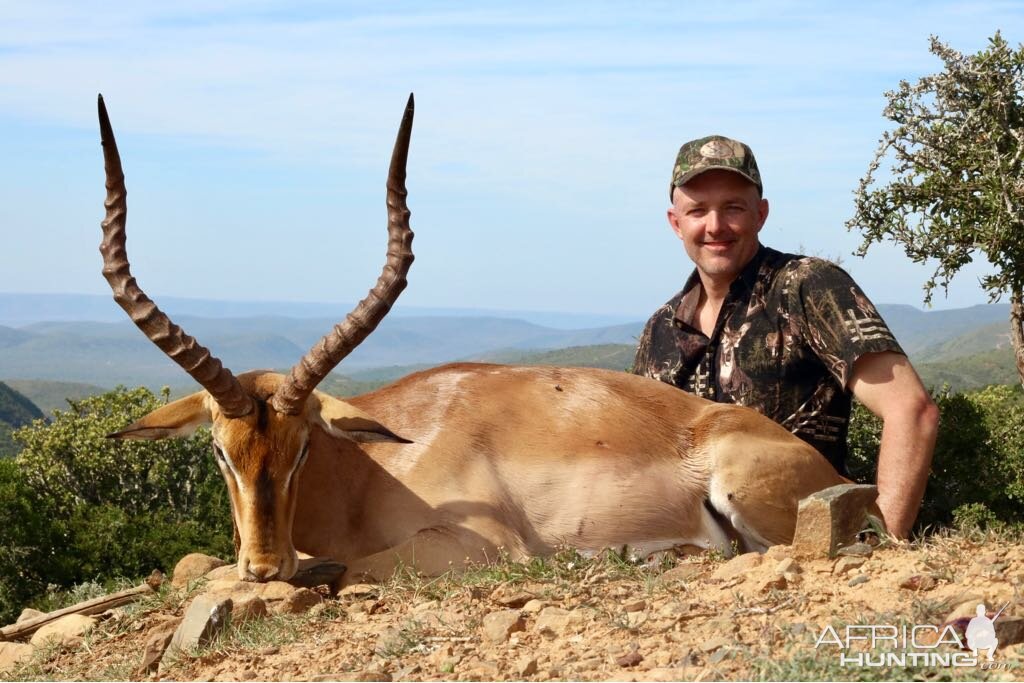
[{"left": 668, "top": 169, "right": 769, "bottom": 287}]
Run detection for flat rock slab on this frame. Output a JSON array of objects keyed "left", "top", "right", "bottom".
[
  {"left": 166, "top": 595, "right": 233, "bottom": 657},
  {"left": 792, "top": 484, "right": 879, "bottom": 559}
]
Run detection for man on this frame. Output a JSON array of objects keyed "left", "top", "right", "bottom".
[{"left": 632, "top": 135, "right": 938, "bottom": 539}]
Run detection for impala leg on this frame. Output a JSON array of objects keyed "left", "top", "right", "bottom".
[{"left": 335, "top": 527, "right": 497, "bottom": 590}]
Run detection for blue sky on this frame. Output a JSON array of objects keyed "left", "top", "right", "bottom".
[{"left": 1, "top": 1, "right": 1020, "bottom": 320}]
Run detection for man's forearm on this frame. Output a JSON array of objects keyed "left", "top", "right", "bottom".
[{"left": 874, "top": 402, "right": 939, "bottom": 538}]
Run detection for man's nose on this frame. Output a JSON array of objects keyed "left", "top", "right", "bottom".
[{"left": 704, "top": 209, "right": 725, "bottom": 235}]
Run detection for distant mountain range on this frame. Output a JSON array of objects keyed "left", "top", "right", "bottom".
[{"left": 0, "top": 294, "right": 1017, "bottom": 396}]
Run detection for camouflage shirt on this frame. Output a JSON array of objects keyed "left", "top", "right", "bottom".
[{"left": 631, "top": 245, "right": 903, "bottom": 474}]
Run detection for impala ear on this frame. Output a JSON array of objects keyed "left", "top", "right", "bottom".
[
  {"left": 309, "top": 391, "right": 412, "bottom": 444},
  {"left": 107, "top": 392, "right": 213, "bottom": 440}
]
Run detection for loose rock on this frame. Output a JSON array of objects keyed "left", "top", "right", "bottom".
[
  {"left": 482, "top": 609, "right": 525, "bottom": 643},
  {"left": 792, "top": 484, "right": 879, "bottom": 558},
  {"left": 274, "top": 588, "right": 322, "bottom": 615},
  {"left": 848, "top": 575, "right": 871, "bottom": 587},
  {"left": 232, "top": 594, "right": 269, "bottom": 622},
  {"left": 833, "top": 556, "right": 867, "bottom": 576},
  {"left": 166, "top": 595, "right": 233, "bottom": 657},
  {"left": 775, "top": 557, "right": 801, "bottom": 575},
  {"left": 16, "top": 608, "right": 45, "bottom": 624},
  {"left": 535, "top": 606, "right": 584, "bottom": 637},
  {"left": 172, "top": 553, "right": 227, "bottom": 589},
  {"left": 517, "top": 655, "right": 539, "bottom": 676},
  {"left": 898, "top": 574, "right": 937, "bottom": 591},
  {"left": 30, "top": 614, "right": 97, "bottom": 648},
  {"left": 660, "top": 565, "right": 705, "bottom": 583},
  {"left": 138, "top": 617, "right": 182, "bottom": 674},
  {"left": 837, "top": 542, "right": 874, "bottom": 557},
  {"left": 0, "top": 642, "right": 35, "bottom": 673},
  {"left": 711, "top": 552, "right": 762, "bottom": 581}
]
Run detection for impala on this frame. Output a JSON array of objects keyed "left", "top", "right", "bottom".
[{"left": 98, "top": 94, "right": 870, "bottom": 586}]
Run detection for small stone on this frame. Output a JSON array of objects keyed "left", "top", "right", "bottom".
[
  {"left": 535, "top": 607, "right": 577, "bottom": 637},
  {"left": 16, "top": 608, "right": 45, "bottom": 624},
  {"left": 623, "top": 599, "right": 647, "bottom": 613},
  {"left": 711, "top": 552, "right": 762, "bottom": 581},
  {"left": 231, "top": 594, "right": 269, "bottom": 622},
  {"left": 166, "top": 595, "right": 232, "bottom": 656},
  {"left": 775, "top": 558, "right": 801, "bottom": 575},
  {"left": 30, "top": 614, "right": 97, "bottom": 648},
  {"left": 708, "top": 648, "right": 730, "bottom": 664},
  {"left": 944, "top": 597, "right": 986, "bottom": 623},
  {"left": 764, "top": 545, "right": 793, "bottom": 561},
  {"left": 783, "top": 571, "right": 803, "bottom": 585},
  {"left": 833, "top": 556, "right": 867, "bottom": 576},
  {"left": 205, "top": 579, "right": 253, "bottom": 595},
  {"left": 898, "top": 574, "right": 937, "bottom": 591},
  {"left": 848, "top": 575, "right": 871, "bottom": 587},
  {"left": 517, "top": 655, "right": 539, "bottom": 676},
  {"left": 660, "top": 565, "right": 705, "bottom": 583},
  {"left": 273, "top": 588, "right": 322, "bottom": 615},
  {"left": 0, "top": 642, "right": 35, "bottom": 673},
  {"left": 482, "top": 610, "right": 525, "bottom": 643},
  {"left": 615, "top": 648, "right": 643, "bottom": 667},
  {"left": 339, "top": 583, "right": 378, "bottom": 599},
  {"left": 138, "top": 618, "right": 182, "bottom": 674},
  {"left": 489, "top": 586, "right": 536, "bottom": 608},
  {"left": 522, "top": 599, "right": 544, "bottom": 614},
  {"left": 758, "top": 574, "right": 788, "bottom": 592},
  {"left": 699, "top": 636, "right": 731, "bottom": 653},
  {"left": 837, "top": 542, "right": 874, "bottom": 558},
  {"left": 792, "top": 484, "right": 879, "bottom": 559},
  {"left": 172, "top": 553, "right": 227, "bottom": 589}
]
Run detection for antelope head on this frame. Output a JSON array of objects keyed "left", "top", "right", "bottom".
[{"left": 99, "top": 94, "right": 415, "bottom": 582}]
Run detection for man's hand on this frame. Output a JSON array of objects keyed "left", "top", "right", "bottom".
[{"left": 848, "top": 351, "right": 939, "bottom": 539}]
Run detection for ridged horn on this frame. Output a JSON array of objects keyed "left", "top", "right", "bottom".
[
  {"left": 271, "top": 94, "right": 415, "bottom": 415},
  {"left": 97, "top": 94, "right": 254, "bottom": 418}
]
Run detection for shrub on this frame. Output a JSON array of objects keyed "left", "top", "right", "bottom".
[
  {"left": 1, "top": 387, "right": 233, "bottom": 621},
  {"left": 849, "top": 384, "right": 1024, "bottom": 531}
]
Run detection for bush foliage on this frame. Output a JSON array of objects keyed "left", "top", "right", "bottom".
[
  {"left": 849, "top": 383, "right": 1024, "bottom": 531},
  {"left": 0, "top": 387, "right": 233, "bottom": 623}
]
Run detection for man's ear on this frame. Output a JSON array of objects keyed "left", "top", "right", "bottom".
[
  {"left": 757, "top": 197, "right": 770, "bottom": 231},
  {"left": 308, "top": 391, "right": 412, "bottom": 444},
  {"left": 107, "top": 392, "right": 212, "bottom": 440}
]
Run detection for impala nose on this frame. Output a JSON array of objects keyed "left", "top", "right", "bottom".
[{"left": 244, "top": 560, "right": 281, "bottom": 582}]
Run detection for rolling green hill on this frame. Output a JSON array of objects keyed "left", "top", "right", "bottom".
[
  {"left": 2, "top": 379, "right": 108, "bottom": 417},
  {"left": 0, "top": 381, "right": 44, "bottom": 457}
]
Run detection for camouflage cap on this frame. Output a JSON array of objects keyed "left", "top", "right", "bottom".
[{"left": 670, "top": 135, "right": 762, "bottom": 199}]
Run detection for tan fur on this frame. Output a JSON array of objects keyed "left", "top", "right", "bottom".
[{"left": 113, "top": 364, "right": 862, "bottom": 585}]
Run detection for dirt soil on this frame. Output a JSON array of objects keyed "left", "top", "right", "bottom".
[{"left": 6, "top": 533, "right": 1024, "bottom": 682}]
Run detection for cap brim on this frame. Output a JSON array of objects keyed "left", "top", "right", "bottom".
[{"left": 671, "top": 166, "right": 761, "bottom": 197}]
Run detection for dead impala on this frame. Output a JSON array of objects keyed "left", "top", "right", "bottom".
[{"left": 98, "top": 94, "right": 870, "bottom": 587}]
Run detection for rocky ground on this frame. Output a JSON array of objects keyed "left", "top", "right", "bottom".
[{"left": 1, "top": 527, "right": 1023, "bottom": 682}]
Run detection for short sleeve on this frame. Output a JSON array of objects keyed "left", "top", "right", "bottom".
[{"left": 784, "top": 258, "right": 904, "bottom": 388}]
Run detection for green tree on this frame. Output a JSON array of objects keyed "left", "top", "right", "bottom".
[{"left": 847, "top": 32, "right": 1024, "bottom": 387}]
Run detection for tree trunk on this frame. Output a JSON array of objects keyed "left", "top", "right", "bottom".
[{"left": 1011, "top": 290, "right": 1024, "bottom": 390}]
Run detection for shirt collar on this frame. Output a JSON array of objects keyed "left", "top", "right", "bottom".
[{"left": 673, "top": 243, "right": 767, "bottom": 326}]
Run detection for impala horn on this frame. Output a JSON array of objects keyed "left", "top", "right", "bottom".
[
  {"left": 98, "top": 95, "right": 254, "bottom": 418},
  {"left": 271, "top": 94, "right": 415, "bottom": 415}
]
